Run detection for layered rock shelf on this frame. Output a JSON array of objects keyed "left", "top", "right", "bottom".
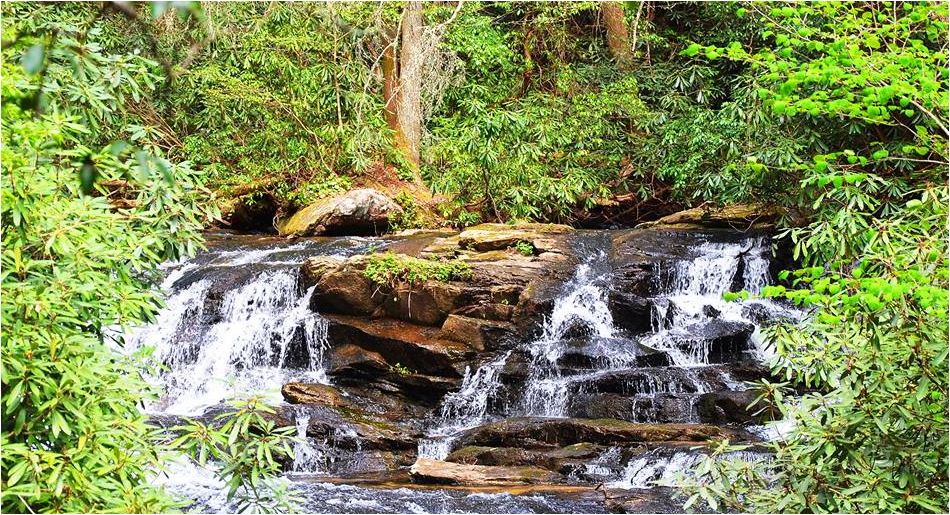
[{"left": 138, "top": 220, "right": 798, "bottom": 512}]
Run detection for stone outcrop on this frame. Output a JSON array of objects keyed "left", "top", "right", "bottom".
[
  {"left": 273, "top": 222, "right": 786, "bottom": 486},
  {"left": 281, "top": 382, "right": 348, "bottom": 407},
  {"left": 301, "top": 223, "right": 579, "bottom": 348},
  {"left": 279, "top": 188, "right": 403, "bottom": 237},
  {"left": 409, "top": 458, "right": 562, "bottom": 485},
  {"left": 456, "top": 417, "right": 754, "bottom": 449}
]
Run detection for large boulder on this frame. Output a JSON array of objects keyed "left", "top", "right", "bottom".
[
  {"left": 307, "top": 257, "right": 387, "bottom": 315},
  {"left": 409, "top": 458, "right": 561, "bottom": 485},
  {"left": 279, "top": 188, "right": 403, "bottom": 237}
]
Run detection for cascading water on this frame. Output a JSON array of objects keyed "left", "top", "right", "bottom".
[
  {"left": 419, "top": 352, "right": 512, "bottom": 460},
  {"left": 607, "top": 450, "right": 773, "bottom": 490},
  {"left": 520, "top": 254, "right": 617, "bottom": 417},
  {"left": 133, "top": 235, "right": 402, "bottom": 509},
  {"left": 643, "top": 237, "right": 772, "bottom": 367},
  {"left": 136, "top": 229, "right": 799, "bottom": 513},
  {"left": 292, "top": 414, "right": 322, "bottom": 473},
  {"left": 129, "top": 269, "right": 329, "bottom": 415}
]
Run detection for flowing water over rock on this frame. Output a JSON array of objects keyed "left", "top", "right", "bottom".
[
  {"left": 135, "top": 228, "right": 800, "bottom": 513},
  {"left": 128, "top": 234, "right": 381, "bottom": 415}
]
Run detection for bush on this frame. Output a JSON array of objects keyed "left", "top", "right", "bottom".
[{"left": 363, "top": 253, "right": 472, "bottom": 288}]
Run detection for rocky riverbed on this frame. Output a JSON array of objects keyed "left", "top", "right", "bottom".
[{"left": 130, "top": 218, "right": 799, "bottom": 513}]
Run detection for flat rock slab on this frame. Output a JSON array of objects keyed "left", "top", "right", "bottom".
[
  {"left": 325, "top": 314, "right": 473, "bottom": 377},
  {"left": 409, "top": 458, "right": 562, "bottom": 485}
]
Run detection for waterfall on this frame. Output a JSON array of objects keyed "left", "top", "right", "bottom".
[
  {"left": 418, "top": 352, "right": 511, "bottom": 460},
  {"left": 607, "top": 450, "right": 772, "bottom": 489},
  {"left": 641, "top": 237, "right": 772, "bottom": 367},
  {"left": 292, "top": 414, "right": 323, "bottom": 473},
  {"left": 128, "top": 258, "right": 331, "bottom": 416},
  {"left": 520, "top": 256, "right": 616, "bottom": 417}
]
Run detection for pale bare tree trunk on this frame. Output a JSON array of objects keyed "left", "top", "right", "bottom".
[
  {"left": 396, "top": 1, "right": 424, "bottom": 184},
  {"left": 601, "top": 2, "right": 633, "bottom": 70},
  {"left": 382, "top": 32, "right": 399, "bottom": 132}
]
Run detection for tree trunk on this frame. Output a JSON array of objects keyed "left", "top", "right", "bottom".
[
  {"left": 382, "top": 32, "right": 399, "bottom": 132},
  {"left": 396, "top": 1, "right": 424, "bottom": 185},
  {"left": 601, "top": 2, "right": 633, "bottom": 70}
]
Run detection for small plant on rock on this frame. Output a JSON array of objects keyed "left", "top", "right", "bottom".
[
  {"left": 363, "top": 252, "right": 473, "bottom": 289},
  {"left": 389, "top": 363, "right": 413, "bottom": 376},
  {"left": 512, "top": 240, "right": 535, "bottom": 256}
]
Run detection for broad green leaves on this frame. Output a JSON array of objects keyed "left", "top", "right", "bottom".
[
  {"left": 1, "top": 5, "right": 215, "bottom": 513},
  {"left": 678, "top": 2, "right": 949, "bottom": 512}
]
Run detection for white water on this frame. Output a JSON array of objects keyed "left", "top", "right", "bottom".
[
  {"left": 642, "top": 237, "right": 773, "bottom": 367},
  {"left": 521, "top": 258, "right": 616, "bottom": 417},
  {"left": 129, "top": 265, "right": 330, "bottom": 416},
  {"left": 419, "top": 352, "right": 512, "bottom": 460},
  {"left": 607, "top": 450, "right": 772, "bottom": 490},
  {"left": 292, "top": 414, "right": 323, "bottom": 473}
]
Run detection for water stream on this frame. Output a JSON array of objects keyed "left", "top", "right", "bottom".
[{"left": 132, "top": 229, "right": 798, "bottom": 512}]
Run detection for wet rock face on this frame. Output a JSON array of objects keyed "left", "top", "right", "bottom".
[
  {"left": 279, "top": 188, "right": 403, "bottom": 237},
  {"left": 156, "top": 224, "right": 796, "bottom": 495},
  {"left": 455, "top": 417, "right": 752, "bottom": 449},
  {"left": 300, "top": 223, "right": 578, "bottom": 346},
  {"left": 696, "top": 390, "right": 780, "bottom": 425},
  {"left": 282, "top": 382, "right": 347, "bottom": 407}
]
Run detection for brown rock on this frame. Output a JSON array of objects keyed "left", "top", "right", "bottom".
[
  {"left": 310, "top": 259, "right": 387, "bottom": 315},
  {"left": 409, "top": 458, "right": 562, "bottom": 485},
  {"left": 325, "top": 314, "right": 473, "bottom": 377},
  {"left": 446, "top": 446, "right": 559, "bottom": 469},
  {"left": 439, "top": 314, "right": 516, "bottom": 351},
  {"left": 279, "top": 188, "right": 403, "bottom": 236},
  {"left": 301, "top": 256, "right": 343, "bottom": 289},
  {"left": 329, "top": 344, "right": 391, "bottom": 377},
  {"left": 457, "top": 417, "right": 755, "bottom": 449},
  {"left": 381, "top": 281, "right": 473, "bottom": 326},
  {"left": 281, "top": 382, "right": 347, "bottom": 407},
  {"left": 637, "top": 203, "right": 782, "bottom": 230}
]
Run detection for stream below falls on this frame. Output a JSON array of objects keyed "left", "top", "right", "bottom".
[{"left": 127, "top": 227, "right": 801, "bottom": 513}]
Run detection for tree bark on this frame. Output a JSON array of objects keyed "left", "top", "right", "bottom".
[
  {"left": 382, "top": 32, "right": 399, "bottom": 132},
  {"left": 601, "top": 2, "right": 633, "bottom": 70},
  {"left": 396, "top": 1, "right": 424, "bottom": 184}
]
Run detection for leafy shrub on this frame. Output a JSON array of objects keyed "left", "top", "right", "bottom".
[
  {"left": 1, "top": 6, "right": 298, "bottom": 512},
  {"left": 170, "top": 396, "right": 300, "bottom": 513},
  {"left": 0, "top": 26, "right": 210, "bottom": 513},
  {"left": 679, "top": 3, "right": 949, "bottom": 513},
  {"left": 512, "top": 240, "right": 535, "bottom": 256},
  {"left": 389, "top": 191, "right": 426, "bottom": 231}
]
